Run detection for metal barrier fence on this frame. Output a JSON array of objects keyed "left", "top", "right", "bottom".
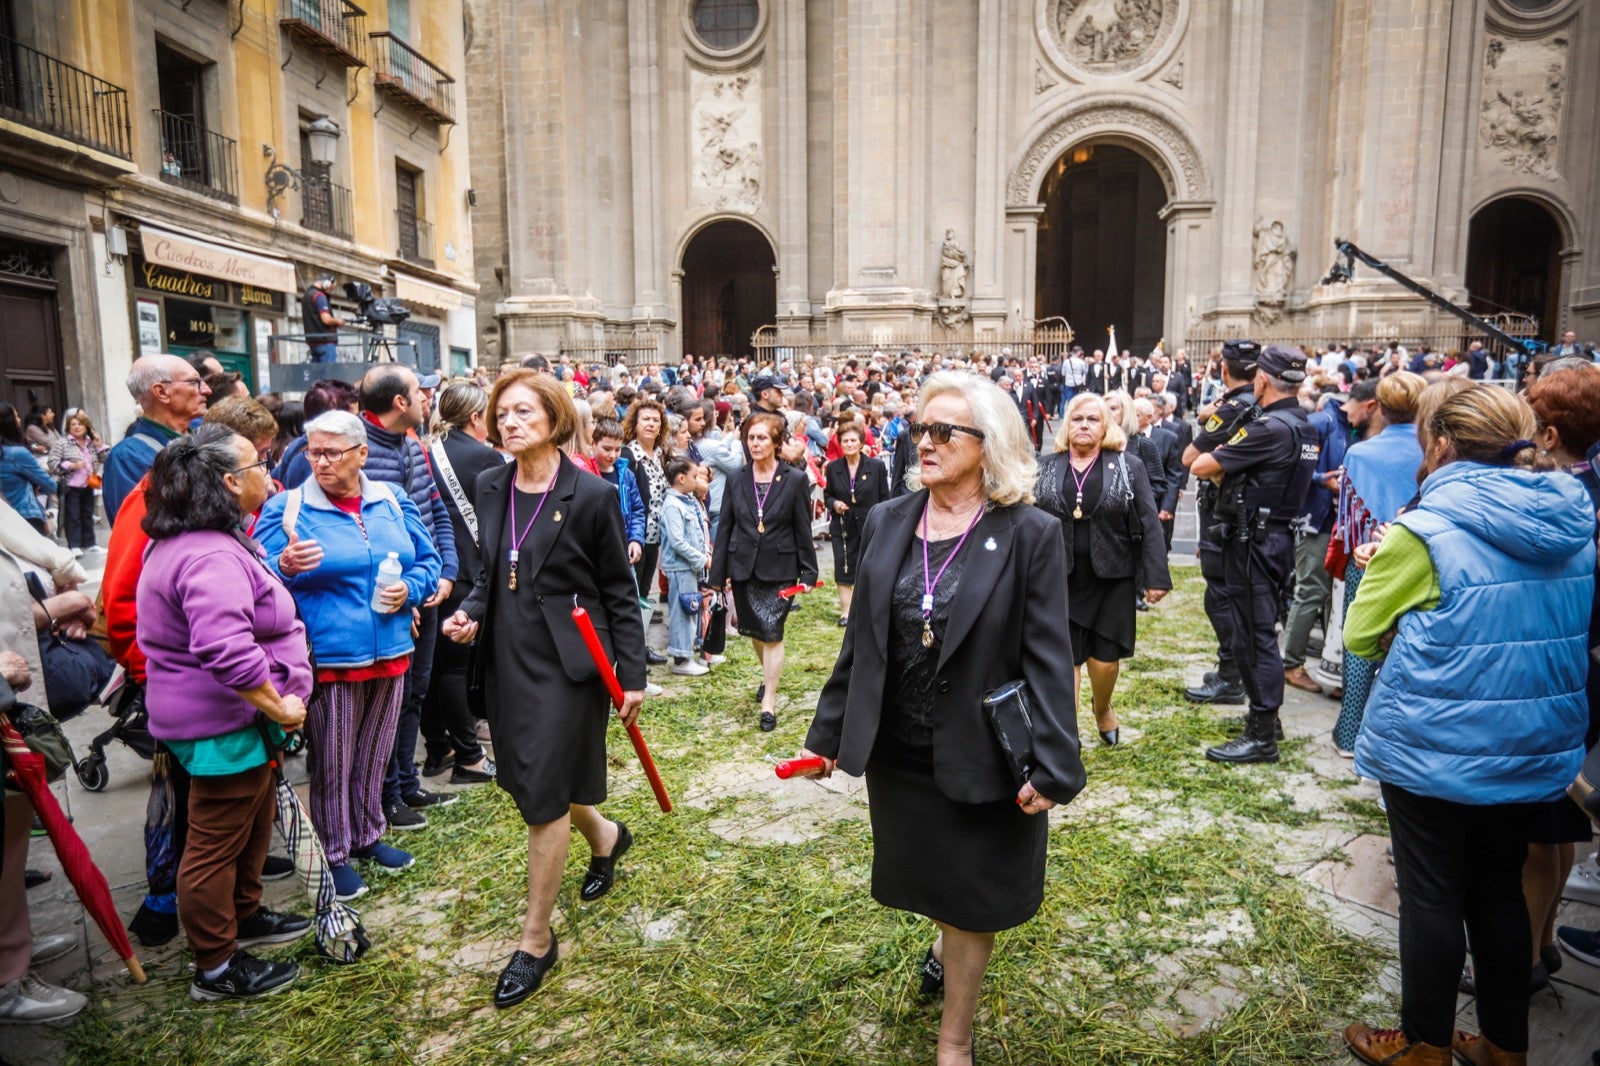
[
  {"left": 1181, "top": 313, "right": 1541, "bottom": 357},
  {"left": 267, "top": 331, "right": 418, "bottom": 393},
  {"left": 751, "top": 323, "right": 1078, "bottom": 370},
  {"left": 557, "top": 336, "right": 665, "bottom": 372}
]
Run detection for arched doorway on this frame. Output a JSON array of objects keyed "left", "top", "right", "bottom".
[
  {"left": 1465, "top": 197, "right": 1563, "bottom": 341},
  {"left": 680, "top": 220, "right": 775, "bottom": 360},
  {"left": 1034, "top": 143, "right": 1167, "bottom": 354}
]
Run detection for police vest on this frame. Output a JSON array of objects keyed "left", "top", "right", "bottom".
[{"left": 1219, "top": 406, "right": 1319, "bottom": 527}]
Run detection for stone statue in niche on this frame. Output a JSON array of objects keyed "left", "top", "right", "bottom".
[
  {"left": 939, "top": 230, "right": 970, "bottom": 301},
  {"left": 1251, "top": 217, "right": 1295, "bottom": 326},
  {"left": 1054, "top": 0, "right": 1169, "bottom": 72},
  {"left": 1478, "top": 35, "right": 1567, "bottom": 180},
  {"left": 691, "top": 70, "right": 763, "bottom": 212}
]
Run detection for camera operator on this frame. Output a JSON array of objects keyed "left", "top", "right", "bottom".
[
  {"left": 301, "top": 273, "right": 345, "bottom": 364},
  {"left": 1181, "top": 341, "right": 1261, "bottom": 707},
  {"left": 1190, "top": 346, "right": 1319, "bottom": 764}
]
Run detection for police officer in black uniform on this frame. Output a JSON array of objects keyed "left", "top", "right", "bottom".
[
  {"left": 1190, "top": 345, "right": 1319, "bottom": 764},
  {"left": 1181, "top": 341, "right": 1262, "bottom": 706}
]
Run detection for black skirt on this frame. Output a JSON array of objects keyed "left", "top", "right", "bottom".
[
  {"left": 864, "top": 756, "right": 1048, "bottom": 933},
  {"left": 732, "top": 578, "right": 791, "bottom": 642}
]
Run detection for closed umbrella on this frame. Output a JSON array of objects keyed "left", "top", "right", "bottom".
[
  {"left": 255, "top": 717, "right": 369, "bottom": 964},
  {"left": 1, "top": 717, "right": 146, "bottom": 982}
]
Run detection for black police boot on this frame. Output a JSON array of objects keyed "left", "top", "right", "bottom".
[
  {"left": 1184, "top": 673, "right": 1247, "bottom": 705},
  {"left": 1205, "top": 712, "right": 1280, "bottom": 764}
]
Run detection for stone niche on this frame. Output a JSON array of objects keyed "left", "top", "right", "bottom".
[
  {"left": 688, "top": 67, "right": 763, "bottom": 214},
  {"left": 1478, "top": 32, "right": 1568, "bottom": 180}
]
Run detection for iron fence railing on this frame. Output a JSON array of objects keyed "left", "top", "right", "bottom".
[
  {"left": 301, "top": 176, "right": 354, "bottom": 240},
  {"left": 155, "top": 109, "right": 239, "bottom": 203},
  {"left": 279, "top": 0, "right": 367, "bottom": 66},
  {"left": 369, "top": 31, "right": 453, "bottom": 123},
  {"left": 0, "top": 34, "right": 132, "bottom": 159},
  {"left": 396, "top": 209, "right": 433, "bottom": 268}
]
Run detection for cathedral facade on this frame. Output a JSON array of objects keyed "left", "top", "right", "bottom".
[{"left": 465, "top": 0, "right": 1599, "bottom": 362}]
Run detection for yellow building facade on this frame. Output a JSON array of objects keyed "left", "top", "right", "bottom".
[{"left": 0, "top": 0, "right": 477, "bottom": 432}]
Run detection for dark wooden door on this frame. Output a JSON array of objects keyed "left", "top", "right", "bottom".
[{"left": 0, "top": 278, "right": 64, "bottom": 413}]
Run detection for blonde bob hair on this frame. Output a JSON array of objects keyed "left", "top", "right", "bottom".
[
  {"left": 1102, "top": 389, "right": 1141, "bottom": 441},
  {"left": 906, "top": 371, "right": 1037, "bottom": 505},
  {"left": 1055, "top": 392, "right": 1128, "bottom": 453}
]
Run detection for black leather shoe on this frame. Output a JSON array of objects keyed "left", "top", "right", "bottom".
[
  {"left": 918, "top": 946, "right": 945, "bottom": 997},
  {"left": 1205, "top": 714, "right": 1279, "bottom": 764},
  {"left": 1184, "top": 676, "right": 1247, "bottom": 704},
  {"left": 450, "top": 758, "right": 496, "bottom": 785},
  {"left": 1222, "top": 715, "right": 1285, "bottom": 740},
  {"left": 645, "top": 648, "right": 668, "bottom": 666},
  {"left": 494, "top": 936, "right": 558, "bottom": 1008},
  {"left": 1098, "top": 729, "right": 1120, "bottom": 747},
  {"left": 759, "top": 711, "right": 777, "bottom": 732},
  {"left": 580, "top": 822, "right": 633, "bottom": 901}
]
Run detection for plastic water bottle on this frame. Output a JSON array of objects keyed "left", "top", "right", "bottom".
[{"left": 372, "top": 552, "right": 403, "bottom": 612}]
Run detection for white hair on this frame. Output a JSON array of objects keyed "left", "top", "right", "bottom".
[
  {"left": 126, "top": 354, "right": 185, "bottom": 404},
  {"left": 906, "top": 372, "right": 1037, "bottom": 506},
  {"left": 304, "top": 409, "right": 368, "bottom": 446}
]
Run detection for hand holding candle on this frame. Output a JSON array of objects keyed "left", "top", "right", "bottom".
[{"left": 778, "top": 579, "right": 826, "bottom": 599}]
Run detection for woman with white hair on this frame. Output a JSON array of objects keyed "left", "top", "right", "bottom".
[
  {"left": 1036, "top": 392, "right": 1170, "bottom": 745},
  {"left": 258, "top": 409, "right": 442, "bottom": 903},
  {"left": 791, "top": 372, "right": 1085, "bottom": 1066}
]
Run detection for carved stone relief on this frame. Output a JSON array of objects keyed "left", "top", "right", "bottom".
[
  {"left": 1161, "top": 59, "right": 1184, "bottom": 89},
  {"left": 1251, "top": 217, "right": 1295, "bottom": 326},
  {"left": 1008, "top": 102, "right": 1211, "bottom": 204},
  {"left": 690, "top": 69, "right": 763, "bottom": 213},
  {"left": 1051, "top": 0, "right": 1176, "bottom": 76},
  {"left": 1034, "top": 62, "right": 1058, "bottom": 95},
  {"left": 1478, "top": 33, "right": 1567, "bottom": 179}
]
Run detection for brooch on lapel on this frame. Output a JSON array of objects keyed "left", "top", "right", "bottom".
[
  {"left": 553, "top": 511, "right": 562, "bottom": 523},
  {"left": 984, "top": 537, "right": 997, "bottom": 551}
]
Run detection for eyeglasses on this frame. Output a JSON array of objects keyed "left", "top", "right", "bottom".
[
  {"left": 306, "top": 445, "right": 361, "bottom": 463},
  {"left": 231, "top": 458, "right": 271, "bottom": 474},
  {"left": 909, "top": 421, "right": 986, "bottom": 446},
  {"left": 163, "top": 375, "right": 205, "bottom": 389}
]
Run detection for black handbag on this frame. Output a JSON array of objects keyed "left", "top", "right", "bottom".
[
  {"left": 701, "top": 593, "right": 728, "bottom": 655},
  {"left": 981, "top": 679, "right": 1037, "bottom": 788},
  {"left": 25, "top": 574, "right": 115, "bottom": 722},
  {"left": 1, "top": 676, "right": 73, "bottom": 783}
]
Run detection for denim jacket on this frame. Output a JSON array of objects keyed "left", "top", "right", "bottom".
[{"left": 658, "top": 489, "right": 710, "bottom": 573}]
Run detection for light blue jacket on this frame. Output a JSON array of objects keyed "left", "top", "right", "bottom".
[
  {"left": 1354, "top": 462, "right": 1596, "bottom": 805},
  {"left": 256, "top": 474, "right": 442, "bottom": 668},
  {"left": 659, "top": 489, "right": 710, "bottom": 573},
  {"left": 0, "top": 444, "right": 55, "bottom": 521}
]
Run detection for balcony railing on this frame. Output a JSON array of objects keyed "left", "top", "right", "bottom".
[
  {"left": 396, "top": 210, "right": 433, "bottom": 269},
  {"left": 155, "top": 110, "right": 239, "bottom": 204},
  {"left": 0, "top": 34, "right": 132, "bottom": 159},
  {"left": 280, "top": 0, "right": 367, "bottom": 69},
  {"left": 370, "top": 31, "right": 453, "bottom": 125},
  {"left": 301, "top": 176, "right": 354, "bottom": 240}
]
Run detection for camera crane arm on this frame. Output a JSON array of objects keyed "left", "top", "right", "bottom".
[{"left": 1321, "top": 238, "right": 1544, "bottom": 357}]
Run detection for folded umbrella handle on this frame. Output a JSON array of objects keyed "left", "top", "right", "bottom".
[{"left": 571, "top": 607, "right": 673, "bottom": 813}]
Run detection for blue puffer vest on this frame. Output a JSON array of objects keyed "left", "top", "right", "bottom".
[{"left": 1354, "top": 462, "right": 1596, "bottom": 805}]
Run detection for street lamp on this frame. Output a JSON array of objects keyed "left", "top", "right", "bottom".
[{"left": 264, "top": 115, "right": 341, "bottom": 216}]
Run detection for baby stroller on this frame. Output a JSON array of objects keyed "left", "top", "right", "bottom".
[{"left": 73, "top": 671, "right": 155, "bottom": 792}]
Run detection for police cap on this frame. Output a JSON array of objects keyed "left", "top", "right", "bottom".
[
  {"left": 1258, "top": 344, "right": 1308, "bottom": 383},
  {"left": 748, "top": 374, "right": 783, "bottom": 398},
  {"left": 1221, "top": 339, "right": 1261, "bottom": 374}
]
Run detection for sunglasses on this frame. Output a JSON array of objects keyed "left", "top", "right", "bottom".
[{"left": 909, "top": 421, "right": 985, "bottom": 446}]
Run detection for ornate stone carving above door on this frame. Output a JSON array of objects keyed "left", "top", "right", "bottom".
[
  {"left": 1478, "top": 33, "right": 1568, "bottom": 180},
  {"left": 1047, "top": 0, "right": 1179, "bottom": 77},
  {"left": 689, "top": 69, "right": 764, "bottom": 213}
]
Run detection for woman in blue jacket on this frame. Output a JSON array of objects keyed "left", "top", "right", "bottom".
[
  {"left": 1342, "top": 385, "right": 1596, "bottom": 1066},
  {"left": 0, "top": 403, "right": 57, "bottom": 534},
  {"left": 257, "top": 410, "right": 441, "bottom": 903}
]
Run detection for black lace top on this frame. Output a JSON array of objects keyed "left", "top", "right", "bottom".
[{"left": 876, "top": 535, "right": 969, "bottom": 766}]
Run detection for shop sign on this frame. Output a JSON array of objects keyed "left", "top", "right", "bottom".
[
  {"left": 136, "top": 259, "right": 220, "bottom": 301},
  {"left": 138, "top": 224, "right": 297, "bottom": 293}
]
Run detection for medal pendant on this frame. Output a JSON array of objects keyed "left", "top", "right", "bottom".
[
  {"left": 1072, "top": 504, "right": 1083, "bottom": 520},
  {"left": 508, "top": 564, "right": 518, "bottom": 592},
  {"left": 921, "top": 621, "right": 935, "bottom": 649},
  {"left": 757, "top": 519, "right": 765, "bottom": 534}
]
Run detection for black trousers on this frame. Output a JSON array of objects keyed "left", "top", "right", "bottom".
[
  {"left": 1220, "top": 530, "right": 1293, "bottom": 715},
  {"left": 632, "top": 542, "right": 660, "bottom": 604},
  {"left": 421, "top": 589, "right": 486, "bottom": 765},
  {"left": 62, "top": 485, "right": 97, "bottom": 549},
  {"left": 1197, "top": 508, "right": 1239, "bottom": 683},
  {"left": 1383, "top": 782, "right": 1532, "bottom": 1051}
]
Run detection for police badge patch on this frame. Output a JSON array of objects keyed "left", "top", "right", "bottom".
[
  {"left": 1205, "top": 415, "right": 1222, "bottom": 432},
  {"left": 1228, "top": 428, "right": 1249, "bottom": 445}
]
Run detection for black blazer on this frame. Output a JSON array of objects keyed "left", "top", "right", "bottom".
[
  {"left": 1150, "top": 424, "right": 1187, "bottom": 513},
  {"left": 823, "top": 455, "right": 890, "bottom": 539},
  {"left": 460, "top": 454, "right": 648, "bottom": 692},
  {"left": 709, "top": 463, "right": 819, "bottom": 587},
  {"left": 804, "top": 492, "right": 1087, "bottom": 807}
]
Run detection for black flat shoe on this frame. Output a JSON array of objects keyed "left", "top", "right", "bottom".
[
  {"left": 580, "top": 822, "right": 633, "bottom": 902},
  {"left": 759, "top": 712, "right": 777, "bottom": 732},
  {"left": 645, "top": 648, "right": 667, "bottom": 666},
  {"left": 1098, "top": 729, "right": 1119, "bottom": 746},
  {"left": 494, "top": 936, "right": 558, "bottom": 1008},
  {"left": 918, "top": 946, "right": 944, "bottom": 997}
]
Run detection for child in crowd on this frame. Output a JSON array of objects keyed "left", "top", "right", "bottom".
[{"left": 659, "top": 456, "right": 712, "bottom": 677}]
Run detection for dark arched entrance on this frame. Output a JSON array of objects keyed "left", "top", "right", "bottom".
[
  {"left": 1035, "top": 143, "right": 1167, "bottom": 354},
  {"left": 681, "top": 220, "right": 775, "bottom": 360},
  {"left": 1465, "top": 197, "right": 1563, "bottom": 342}
]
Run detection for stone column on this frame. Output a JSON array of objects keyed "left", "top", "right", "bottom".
[
  {"left": 1005, "top": 205, "right": 1044, "bottom": 329},
  {"left": 968, "top": 0, "right": 1007, "bottom": 333},
  {"left": 628, "top": 0, "right": 669, "bottom": 327},
  {"left": 774, "top": 0, "right": 811, "bottom": 342},
  {"left": 1161, "top": 201, "right": 1214, "bottom": 352},
  {"left": 1213, "top": 0, "right": 1266, "bottom": 315}
]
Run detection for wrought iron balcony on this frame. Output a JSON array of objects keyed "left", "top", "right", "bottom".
[
  {"left": 0, "top": 34, "right": 132, "bottom": 159},
  {"left": 396, "top": 209, "right": 434, "bottom": 269},
  {"left": 280, "top": 0, "right": 367, "bottom": 69},
  {"left": 155, "top": 110, "right": 239, "bottom": 204},
  {"left": 302, "top": 176, "right": 354, "bottom": 240},
  {"left": 369, "top": 31, "right": 453, "bottom": 125}
]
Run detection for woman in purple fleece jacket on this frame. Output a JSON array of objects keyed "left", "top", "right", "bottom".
[{"left": 136, "top": 426, "right": 313, "bottom": 1002}]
